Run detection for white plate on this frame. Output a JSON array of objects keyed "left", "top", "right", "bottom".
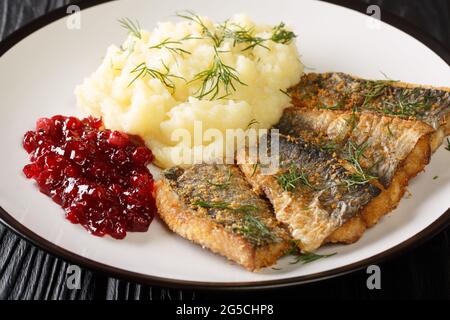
[{"left": 0, "top": 0, "right": 449, "bottom": 288}]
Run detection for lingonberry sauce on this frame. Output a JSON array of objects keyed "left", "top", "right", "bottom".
[{"left": 22, "top": 115, "right": 156, "bottom": 239}]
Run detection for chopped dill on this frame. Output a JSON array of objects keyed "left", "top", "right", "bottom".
[
  {"left": 175, "top": 12, "right": 297, "bottom": 100},
  {"left": 386, "top": 123, "right": 394, "bottom": 137},
  {"left": 280, "top": 88, "right": 292, "bottom": 98},
  {"left": 250, "top": 163, "right": 259, "bottom": 177},
  {"left": 149, "top": 38, "right": 191, "bottom": 56},
  {"left": 362, "top": 79, "right": 396, "bottom": 107},
  {"left": 321, "top": 141, "right": 338, "bottom": 153},
  {"left": 224, "top": 23, "right": 269, "bottom": 51},
  {"left": 237, "top": 214, "right": 279, "bottom": 243},
  {"left": 246, "top": 119, "right": 259, "bottom": 130},
  {"left": 343, "top": 141, "right": 377, "bottom": 187},
  {"left": 193, "top": 200, "right": 230, "bottom": 210},
  {"left": 277, "top": 165, "right": 315, "bottom": 192},
  {"left": 128, "top": 62, "right": 184, "bottom": 90},
  {"left": 289, "top": 252, "right": 336, "bottom": 265},
  {"left": 287, "top": 240, "right": 336, "bottom": 264},
  {"left": 176, "top": 11, "right": 224, "bottom": 47},
  {"left": 189, "top": 47, "right": 247, "bottom": 100},
  {"left": 193, "top": 201, "right": 258, "bottom": 213},
  {"left": 207, "top": 168, "right": 232, "bottom": 189},
  {"left": 271, "top": 22, "right": 296, "bottom": 44},
  {"left": 381, "top": 89, "right": 431, "bottom": 118},
  {"left": 345, "top": 106, "right": 359, "bottom": 130},
  {"left": 118, "top": 18, "right": 142, "bottom": 39},
  {"left": 318, "top": 100, "right": 344, "bottom": 111},
  {"left": 445, "top": 138, "right": 450, "bottom": 151}
]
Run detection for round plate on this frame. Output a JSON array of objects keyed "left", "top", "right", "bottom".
[{"left": 0, "top": 0, "right": 449, "bottom": 289}]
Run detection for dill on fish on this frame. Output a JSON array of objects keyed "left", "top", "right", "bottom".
[
  {"left": 194, "top": 198, "right": 278, "bottom": 244},
  {"left": 386, "top": 123, "right": 394, "bottom": 137},
  {"left": 381, "top": 89, "right": 431, "bottom": 118},
  {"left": 318, "top": 100, "right": 344, "bottom": 111},
  {"left": 237, "top": 213, "right": 279, "bottom": 243},
  {"left": 193, "top": 200, "right": 258, "bottom": 213},
  {"left": 321, "top": 141, "right": 338, "bottom": 153},
  {"left": 362, "top": 79, "right": 397, "bottom": 107},
  {"left": 344, "top": 106, "right": 359, "bottom": 130},
  {"left": 277, "top": 165, "right": 315, "bottom": 192},
  {"left": 250, "top": 163, "right": 259, "bottom": 177},
  {"left": 343, "top": 141, "right": 377, "bottom": 187},
  {"left": 207, "top": 168, "right": 232, "bottom": 189}
]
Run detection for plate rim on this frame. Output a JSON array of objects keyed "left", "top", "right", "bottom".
[{"left": 0, "top": 0, "right": 449, "bottom": 290}]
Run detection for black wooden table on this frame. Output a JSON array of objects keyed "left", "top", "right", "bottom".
[{"left": 0, "top": 0, "right": 449, "bottom": 300}]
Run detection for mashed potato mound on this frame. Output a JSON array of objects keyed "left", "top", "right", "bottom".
[{"left": 75, "top": 14, "right": 303, "bottom": 168}]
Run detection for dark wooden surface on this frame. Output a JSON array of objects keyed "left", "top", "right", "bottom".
[{"left": 0, "top": 0, "right": 449, "bottom": 300}]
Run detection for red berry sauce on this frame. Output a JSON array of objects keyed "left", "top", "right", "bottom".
[{"left": 22, "top": 115, "right": 156, "bottom": 239}]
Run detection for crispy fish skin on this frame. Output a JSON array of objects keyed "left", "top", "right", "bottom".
[
  {"left": 278, "top": 107, "right": 434, "bottom": 188},
  {"left": 327, "top": 131, "right": 431, "bottom": 243},
  {"left": 279, "top": 91, "right": 434, "bottom": 244},
  {"left": 238, "top": 134, "right": 380, "bottom": 252},
  {"left": 155, "top": 164, "right": 291, "bottom": 271},
  {"left": 290, "top": 72, "right": 450, "bottom": 150}
]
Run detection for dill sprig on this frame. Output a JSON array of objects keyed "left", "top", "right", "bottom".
[
  {"left": 287, "top": 240, "right": 336, "bottom": 264},
  {"left": 149, "top": 38, "right": 191, "bottom": 56},
  {"left": 277, "top": 165, "right": 315, "bottom": 192},
  {"left": 118, "top": 18, "right": 142, "bottom": 39},
  {"left": 237, "top": 214, "right": 279, "bottom": 243},
  {"left": 271, "top": 22, "right": 296, "bottom": 44},
  {"left": 207, "top": 168, "right": 232, "bottom": 189},
  {"left": 386, "top": 123, "right": 394, "bottom": 137},
  {"left": 362, "top": 79, "right": 396, "bottom": 107},
  {"left": 176, "top": 11, "right": 224, "bottom": 47},
  {"left": 250, "top": 163, "right": 259, "bottom": 177},
  {"left": 279, "top": 89, "right": 292, "bottom": 98},
  {"left": 128, "top": 61, "right": 184, "bottom": 90},
  {"left": 289, "top": 252, "right": 336, "bottom": 265},
  {"left": 246, "top": 119, "right": 259, "bottom": 130},
  {"left": 318, "top": 100, "right": 344, "bottom": 111},
  {"left": 321, "top": 141, "right": 338, "bottom": 153},
  {"left": 445, "top": 138, "right": 450, "bottom": 151},
  {"left": 343, "top": 141, "right": 377, "bottom": 187},
  {"left": 193, "top": 200, "right": 258, "bottom": 213},
  {"left": 189, "top": 47, "right": 247, "bottom": 100},
  {"left": 224, "top": 24, "right": 268, "bottom": 51},
  {"left": 381, "top": 89, "right": 431, "bottom": 118},
  {"left": 193, "top": 200, "right": 230, "bottom": 210}
]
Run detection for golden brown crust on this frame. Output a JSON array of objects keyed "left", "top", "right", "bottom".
[
  {"left": 327, "top": 133, "right": 431, "bottom": 243},
  {"left": 155, "top": 179, "right": 289, "bottom": 271}
]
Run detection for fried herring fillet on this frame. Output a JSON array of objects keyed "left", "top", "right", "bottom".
[{"left": 155, "top": 164, "right": 291, "bottom": 271}]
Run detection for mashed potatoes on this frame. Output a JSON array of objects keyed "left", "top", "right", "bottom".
[{"left": 75, "top": 14, "right": 303, "bottom": 168}]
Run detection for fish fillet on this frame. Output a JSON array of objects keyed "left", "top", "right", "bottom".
[
  {"left": 155, "top": 164, "right": 291, "bottom": 271},
  {"left": 237, "top": 133, "right": 380, "bottom": 252}
]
